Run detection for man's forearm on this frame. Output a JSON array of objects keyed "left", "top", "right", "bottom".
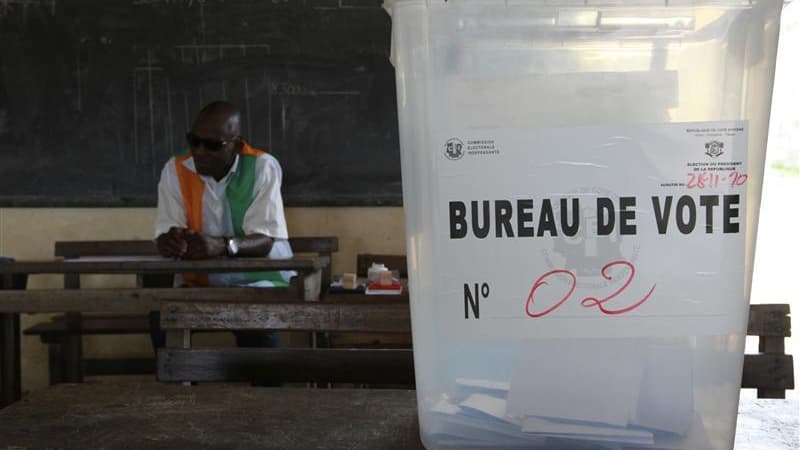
[
  {"left": 183, "top": 232, "right": 273, "bottom": 259},
  {"left": 229, "top": 233, "right": 274, "bottom": 257}
]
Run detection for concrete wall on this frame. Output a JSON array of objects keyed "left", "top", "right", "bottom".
[{"left": 0, "top": 207, "right": 406, "bottom": 394}]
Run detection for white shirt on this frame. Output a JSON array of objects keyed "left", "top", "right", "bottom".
[{"left": 154, "top": 152, "right": 294, "bottom": 286}]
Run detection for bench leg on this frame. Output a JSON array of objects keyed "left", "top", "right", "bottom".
[
  {"left": 757, "top": 336, "right": 787, "bottom": 399},
  {"left": 46, "top": 341, "right": 66, "bottom": 385},
  {"left": 62, "top": 336, "right": 83, "bottom": 383},
  {"left": 62, "top": 313, "right": 84, "bottom": 383},
  {"left": 0, "top": 313, "right": 21, "bottom": 408},
  {"left": 757, "top": 389, "right": 786, "bottom": 399},
  {"left": 62, "top": 275, "right": 84, "bottom": 383},
  {"left": 163, "top": 330, "right": 192, "bottom": 386}
]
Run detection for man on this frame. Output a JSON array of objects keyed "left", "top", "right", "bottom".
[{"left": 151, "top": 100, "right": 293, "bottom": 349}]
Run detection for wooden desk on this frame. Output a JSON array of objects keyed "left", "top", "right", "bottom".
[
  {"left": 0, "top": 383, "right": 423, "bottom": 450},
  {"left": 0, "top": 382, "right": 795, "bottom": 449},
  {"left": 0, "top": 286, "right": 325, "bottom": 314},
  {"left": 0, "top": 256, "right": 328, "bottom": 407},
  {"left": 0, "top": 257, "right": 326, "bottom": 275}
]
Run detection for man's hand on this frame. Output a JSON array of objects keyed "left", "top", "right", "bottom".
[
  {"left": 156, "top": 227, "right": 189, "bottom": 258},
  {"left": 183, "top": 229, "right": 226, "bottom": 260}
]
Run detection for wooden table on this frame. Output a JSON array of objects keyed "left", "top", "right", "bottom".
[
  {"left": 321, "top": 278, "right": 410, "bottom": 303},
  {"left": 0, "top": 383, "right": 423, "bottom": 450},
  {"left": 0, "top": 258, "right": 327, "bottom": 275},
  {"left": 0, "top": 382, "right": 795, "bottom": 450},
  {"left": 0, "top": 257, "right": 328, "bottom": 407}
]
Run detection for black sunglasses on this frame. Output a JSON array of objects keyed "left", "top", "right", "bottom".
[{"left": 185, "top": 132, "right": 238, "bottom": 151}]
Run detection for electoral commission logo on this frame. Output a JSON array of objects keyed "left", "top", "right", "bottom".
[
  {"left": 444, "top": 138, "right": 464, "bottom": 160},
  {"left": 705, "top": 140, "right": 724, "bottom": 158}
]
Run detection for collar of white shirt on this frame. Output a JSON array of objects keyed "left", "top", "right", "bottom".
[{"left": 181, "top": 154, "right": 241, "bottom": 186}]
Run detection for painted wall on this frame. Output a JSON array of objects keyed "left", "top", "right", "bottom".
[{"left": 0, "top": 207, "right": 406, "bottom": 394}]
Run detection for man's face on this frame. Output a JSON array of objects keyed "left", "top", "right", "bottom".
[{"left": 187, "top": 114, "right": 239, "bottom": 179}]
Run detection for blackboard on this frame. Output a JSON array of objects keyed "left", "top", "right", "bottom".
[{"left": 0, "top": 0, "right": 401, "bottom": 207}]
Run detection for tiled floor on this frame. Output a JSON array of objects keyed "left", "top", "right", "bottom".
[{"left": 735, "top": 390, "right": 799, "bottom": 450}]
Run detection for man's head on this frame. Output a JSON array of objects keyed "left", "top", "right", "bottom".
[{"left": 187, "top": 101, "right": 243, "bottom": 180}]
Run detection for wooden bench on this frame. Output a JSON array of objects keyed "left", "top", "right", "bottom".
[
  {"left": 742, "top": 303, "right": 794, "bottom": 398},
  {"left": 24, "top": 237, "right": 338, "bottom": 384},
  {"left": 25, "top": 314, "right": 155, "bottom": 384},
  {"left": 158, "top": 298, "right": 414, "bottom": 385}
]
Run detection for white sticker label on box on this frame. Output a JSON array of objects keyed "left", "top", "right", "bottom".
[{"left": 435, "top": 121, "right": 748, "bottom": 338}]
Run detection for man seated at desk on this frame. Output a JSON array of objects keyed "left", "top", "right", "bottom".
[{"left": 150, "top": 100, "right": 293, "bottom": 349}]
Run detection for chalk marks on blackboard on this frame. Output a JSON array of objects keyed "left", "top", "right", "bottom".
[
  {"left": 132, "top": 0, "right": 197, "bottom": 5},
  {"left": 268, "top": 80, "right": 359, "bottom": 97},
  {"left": 175, "top": 44, "right": 272, "bottom": 65},
  {"left": 311, "top": 0, "right": 380, "bottom": 11},
  {"left": 0, "top": 0, "right": 55, "bottom": 17},
  {"left": 166, "top": 78, "right": 174, "bottom": 161},
  {"left": 146, "top": 49, "right": 157, "bottom": 180},
  {"left": 132, "top": 49, "right": 161, "bottom": 168},
  {"left": 129, "top": 40, "right": 367, "bottom": 170},
  {"left": 75, "top": 52, "right": 82, "bottom": 112},
  {"left": 133, "top": 71, "right": 139, "bottom": 165}
]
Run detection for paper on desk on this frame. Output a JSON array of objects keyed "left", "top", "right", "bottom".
[
  {"left": 630, "top": 343, "right": 694, "bottom": 435},
  {"left": 506, "top": 339, "right": 645, "bottom": 427}
]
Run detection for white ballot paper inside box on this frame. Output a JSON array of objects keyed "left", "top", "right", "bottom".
[
  {"left": 507, "top": 339, "right": 646, "bottom": 427},
  {"left": 505, "top": 339, "right": 695, "bottom": 438},
  {"left": 430, "top": 396, "right": 542, "bottom": 446},
  {"left": 633, "top": 343, "right": 694, "bottom": 435},
  {"left": 425, "top": 338, "right": 697, "bottom": 448},
  {"left": 430, "top": 392, "right": 653, "bottom": 448},
  {"left": 459, "top": 393, "right": 655, "bottom": 446}
]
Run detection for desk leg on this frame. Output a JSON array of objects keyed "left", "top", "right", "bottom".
[
  {"left": 164, "top": 330, "right": 192, "bottom": 386},
  {"left": 0, "top": 312, "right": 21, "bottom": 408},
  {"left": 47, "top": 340, "right": 66, "bottom": 385},
  {"left": 62, "top": 274, "right": 84, "bottom": 383},
  {"left": 62, "top": 313, "right": 84, "bottom": 383}
]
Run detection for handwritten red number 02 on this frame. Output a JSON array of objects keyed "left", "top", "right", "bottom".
[{"left": 525, "top": 260, "right": 656, "bottom": 318}]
